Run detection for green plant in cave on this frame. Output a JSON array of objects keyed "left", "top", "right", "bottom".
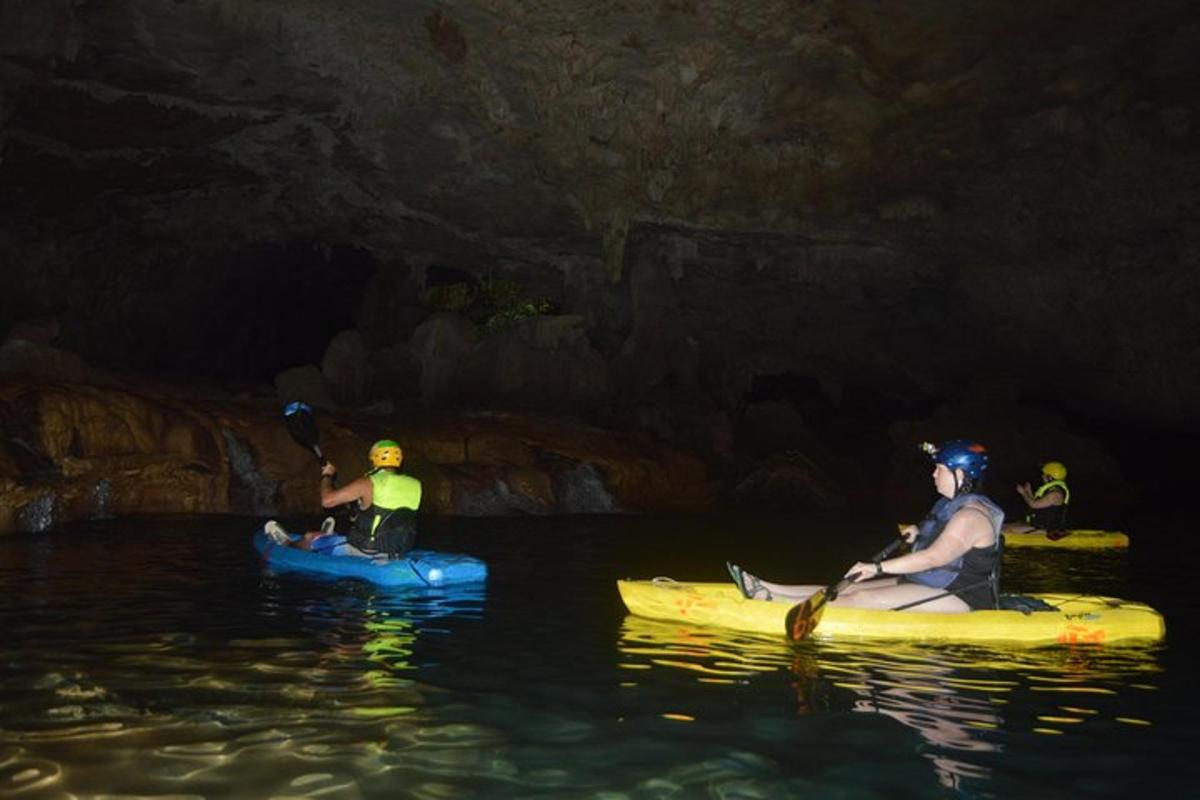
[
  {"left": 477, "top": 277, "right": 554, "bottom": 330},
  {"left": 423, "top": 277, "right": 554, "bottom": 330}
]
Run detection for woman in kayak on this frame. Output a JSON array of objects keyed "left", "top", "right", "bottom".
[
  {"left": 264, "top": 438, "right": 423, "bottom": 558},
  {"left": 727, "top": 440, "right": 1004, "bottom": 611}
]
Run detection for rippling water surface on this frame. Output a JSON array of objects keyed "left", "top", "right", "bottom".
[{"left": 1, "top": 511, "right": 1195, "bottom": 798}]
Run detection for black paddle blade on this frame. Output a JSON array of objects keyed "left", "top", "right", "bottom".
[
  {"left": 786, "top": 590, "right": 828, "bottom": 642},
  {"left": 1045, "top": 529, "right": 1071, "bottom": 541},
  {"left": 283, "top": 401, "right": 324, "bottom": 462}
]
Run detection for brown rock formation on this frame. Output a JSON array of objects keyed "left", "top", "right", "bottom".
[{"left": 0, "top": 375, "right": 715, "bottom": 535}]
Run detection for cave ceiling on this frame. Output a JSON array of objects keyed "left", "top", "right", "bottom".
[{"left": 1, "top": 0, "right": 1198, "bottom": 431}]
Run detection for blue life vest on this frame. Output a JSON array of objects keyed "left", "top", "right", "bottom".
[{"left": 910, "top": 493, "right": 1004, "bottom": 589}]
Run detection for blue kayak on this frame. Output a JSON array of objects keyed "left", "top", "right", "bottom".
[{"left": 252, "top": 528, "right": 487, "bottom": 587}]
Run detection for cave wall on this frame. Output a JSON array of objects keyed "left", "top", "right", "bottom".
[{"left": 2, "top": 0, "right": 1198, "bottom": 442}]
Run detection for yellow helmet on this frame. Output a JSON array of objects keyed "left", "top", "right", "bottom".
[
  {"left": 369, "top": 439, "right": 403, "bottom": 468},
  {"left": 1041, "top": 461, "right": 1067, "bottom": 480}
]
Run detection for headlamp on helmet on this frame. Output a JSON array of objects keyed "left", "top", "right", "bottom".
[{"left": 920, "top": 439, "right": 989, "bottom": 481}]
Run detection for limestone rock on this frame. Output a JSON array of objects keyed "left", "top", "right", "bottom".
[
  {"left": 410, "top": 312, "right": 478, "bottom": 406},
  {"left": 1, "top": 375, "right": 715, "bottom": 533},
  {"left": 321, "top": 330, "right": 368, "bottom": 407},
  {"left": 366, "top": 345, "right": 422, "bottom": 405},
  {"left": 274, "top": 365, "right": 336, "bottom": 411},
  {"left": 0, "top": 1, "right": 1196, "bottom": 435},
  {"left": 731, "top": 451, "right": 846, "bottom": 510},
  {"left": 454, "top": 315, "right": 609, "bottom": 412},
  {"left": 5, "top": 317, "right": 60, "bottom": 345},
  {"left": 0, "top": 339, "right": 88, "bottom": 383},
  {"left": 466, "top": 433, "right": 535, "bottom": 466}
]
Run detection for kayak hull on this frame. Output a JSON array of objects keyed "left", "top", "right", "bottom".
[
  {"left": 253, "top": 529, "right": 487, "bottom": 587},
  {"left": 617, "top": 580, "right": 1165, "bottom": 644},
  {"left": 1002, "top": 524, "right": 1129, "bottom": 549}
]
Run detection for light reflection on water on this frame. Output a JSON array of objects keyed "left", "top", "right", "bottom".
[
  {"left": 616, "top": 615, "right": 1165, "bottom": 797},
  {"left": 0, "top": 513, "right": 1195, "bottom": 798}
]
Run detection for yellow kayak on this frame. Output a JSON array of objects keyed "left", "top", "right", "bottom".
[
  {"left": 898, "top": 523, "right": 1130, "bottom": 549},
  {"left": 617, "top": 579, "right": 1165, "bottom": 644},
  {"left": 1002, "top": 524, "right": 1129, "bottom": 550}
]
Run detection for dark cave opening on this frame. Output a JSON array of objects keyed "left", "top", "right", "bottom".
[{"left": 73, "top": 242, "right": 376, "bottom": 387}]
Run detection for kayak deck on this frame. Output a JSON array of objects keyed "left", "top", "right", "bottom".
[
  {"left": 253, "top": 529, "right": 487, "bottom": 587},
  {"left": 617, "top": 579, "right": 1164, "bottom": 644}
]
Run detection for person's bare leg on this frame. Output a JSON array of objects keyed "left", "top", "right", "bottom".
[
  {"left": 728, "top": 563, "right": 817, "bottom": 601},
  {"left": 759, "top": 575, "right": 904, "bottom": 603},
  {"left": 294, "top": 532, "right": 327, "bottom": 551},
  {"left": 730, "top": 566, "right": 904, "bottom": 603},
  {"left": 831, "top": 583, "right": 970, "bottom": 613},
  {"left": 755, "top": 580, "right": 820, "bottom": 602}
]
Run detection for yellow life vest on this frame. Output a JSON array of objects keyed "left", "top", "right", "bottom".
[
  {"left": 1034, "top": 479, "right": 1070, "bottom": 505},
  {"left": 367, "top": 470, "right": 421, "bottom": 535}
]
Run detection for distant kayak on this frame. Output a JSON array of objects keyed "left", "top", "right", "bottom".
[
  {"left": 617, "top": 579, "right": 1164, "bottom": 644},
  {"left": 898, "top": 522, "right": 1129, "bottom": 550},
  {"left": 252, "top": 528, "right": 487, "bottom": 587},
  {"left": 1002, "top": 524, "right": 1129, "bottom": 550}
]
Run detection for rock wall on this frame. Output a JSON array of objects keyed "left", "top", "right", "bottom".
[
  {"left": 2, "top": 0, "right": 1197, "bottom": 484},
  {"left": 0, "top": 373, "right": 716, "bottom": 535}
]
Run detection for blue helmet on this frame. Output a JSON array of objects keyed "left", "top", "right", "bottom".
[{"left": 921, "top": 440, "right": 989, "bottom": 480}]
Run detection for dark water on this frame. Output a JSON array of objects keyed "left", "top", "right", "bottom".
[{"left": 1, "top": 511, "right": 1196, "bottom": 799}]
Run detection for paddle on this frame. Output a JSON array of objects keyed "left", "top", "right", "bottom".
[
  {"left": 283, "top": 401, "right": 328, "bottom": 467},
  {"left": 784, "top": 537, "right": 907, "bottom": 642}
]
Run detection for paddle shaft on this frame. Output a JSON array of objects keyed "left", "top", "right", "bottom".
[{"left": 825, "top": 536, "right": 907, "bottom": 602}]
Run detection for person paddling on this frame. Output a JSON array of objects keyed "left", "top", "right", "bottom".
[
  {"left": 1011, "top": 461, "right": 1070, "bottom": 532},
  {"left": 727, "top": 440, "right": 1004, "bottom": 612},
  {"left": 265, "top": 439, "right": 423, "bottom": 559}
]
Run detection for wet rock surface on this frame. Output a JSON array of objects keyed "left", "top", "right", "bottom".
[{"left": 0, "top": 373, "right": 715, "bottom": 534}]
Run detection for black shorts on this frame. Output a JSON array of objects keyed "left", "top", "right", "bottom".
[
  {"left": 349, "top": 522, "right": 417, "bottom": 558},
  {"left": 945, "top": 575, "right": 997, "bottom": 610}
]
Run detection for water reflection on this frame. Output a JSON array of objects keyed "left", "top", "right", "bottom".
[
  {"left": 618, "top": 615, "right": 1163, "bottom": 796},
  {"left": 1003, "top": 549, "right": 1130, "bottom": 597},
  {"left": 0, "top": 559, "right": 488, "bottom": 797},
  {"left": 1, "top": 514, "right": 1186, "bottom": 798}
]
